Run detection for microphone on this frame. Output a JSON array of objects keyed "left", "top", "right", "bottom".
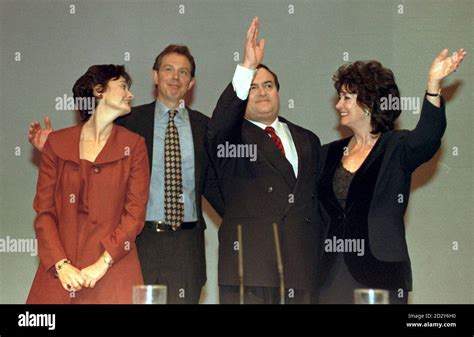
[
  {"left": 237, "top": 224, "right": 244, "bottom": 304},
  {"left": 272, "top": 222, "right": 285, "bottom": 304}
]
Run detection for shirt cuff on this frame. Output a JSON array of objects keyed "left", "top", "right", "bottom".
[{"left": 232, "top": 64, "right": 256, "bottom": 101}]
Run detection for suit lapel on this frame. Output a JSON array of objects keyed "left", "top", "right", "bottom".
[
  {"left": 285, "top": 119, "right": 307, "bottom": 189},
  {"left": 242, "top": 120, "right": 296, "bottom": 189},
  {"left": 51, "top": 124, "right": 135, "bottom": 165},
  {"left": 138, "top": 102, "right": 156, "bottom": 171},
  {"left": 345, "top": 134, "right": 386, "bottom": 213},
  {"left": 188, "top": 109, "right": 204, "bottom": 197},
  {"left": 93, "top": 124, "right": 129, "bottom": 165},
  {"left": 370, "top": 131, "right": 395, "bottom": 202},
  {"left": 281, "top": 120, "right": 316, "bottom": 214},
  {"left": 320, "top": 138, "right": 351, "bottom": 212},
  {"left": 354, "top": 134, "right": 386, "bottom": 177},
  {"left": 49, "top": 124, "right": 82, "bottom": 164}
]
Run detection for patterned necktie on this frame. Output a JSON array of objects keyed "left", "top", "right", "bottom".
[
  {"left": 265, "top": 126, "right": 285, "bottom": 156},
  {"left": 164, "top": 110, "right": 184, "bottom": 230}
]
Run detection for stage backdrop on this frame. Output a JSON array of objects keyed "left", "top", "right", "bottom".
[{"left": 0, "top": 0, "right": 472, "bottom": 304}]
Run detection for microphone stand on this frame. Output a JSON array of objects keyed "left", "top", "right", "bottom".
[
  {"left": 237, "top": 224, "right": 244, "bottom": 304},
  {"left": 272, "top": 223, "right": 285, "bottom": 304}
]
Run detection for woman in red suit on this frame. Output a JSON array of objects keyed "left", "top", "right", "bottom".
[{"left": 27, "top": 65, "right": 150, "bottom": 303}]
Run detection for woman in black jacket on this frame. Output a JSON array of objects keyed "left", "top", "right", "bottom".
[{"left": 318, "top": 48, "right": 466, "bottom": 304}]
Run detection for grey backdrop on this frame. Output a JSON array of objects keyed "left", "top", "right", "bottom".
[{"left": 0, "top": 0, "right": 472, "bottom": 304}]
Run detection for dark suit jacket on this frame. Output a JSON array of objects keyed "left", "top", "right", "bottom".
[
  {"left": 115, "top": 101, "right": 224, "bottom": 286},
  {"left": 206, "top": 84, "right": 323, "bottom": 291},
  {"left": 318, "top": 97, "right": 446, "bottom": 291}
]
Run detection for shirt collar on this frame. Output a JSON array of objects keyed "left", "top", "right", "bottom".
[
  {"left": 247, "top": 117, "right": 283, "bottom": 133},
  {"left": 154, "top": 99, "right": 189, "bottom": 122}
]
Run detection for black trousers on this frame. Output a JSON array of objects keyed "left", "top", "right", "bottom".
[
  {"left": 136, "top": 224, "right": 205, "bottom": 304},
  {"left": 219, "top": 285, "right": 315, "bottom": 304}
]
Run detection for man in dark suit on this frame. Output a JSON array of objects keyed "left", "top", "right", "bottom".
[
  {"left": 115, "top": 45, "right": 224, "bottom": 304},
  {"left": 28, "top": 45, "right": 223, "bottom": 304},
  {"left": 206, "top": 17, "right": 323, "bottom": 304}
]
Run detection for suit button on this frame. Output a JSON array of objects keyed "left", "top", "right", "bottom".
[
  {"left": 337, "top": 214, "right": 345, "bottom": 220},
  {"left": 93, "top": 166, "right": 101, "bottom": 174},
  {"left": 311, "top": 193, "right": 315, "bottom": 200},
  {"left": 268, "top": 187, "right": 273, "bottom": 193},
  {"left": 305, "top": 217, "right": 311, "bottom": 223}
]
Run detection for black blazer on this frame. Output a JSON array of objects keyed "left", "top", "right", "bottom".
[
  {"left": 318, "top": 97, "right": 446, "bottom": 290},
  {"left": 115, "top": 101, "right": 224, "bottom": 286},
  {"left": 206, "top": 84, "right": 323, "bottom": 291}
]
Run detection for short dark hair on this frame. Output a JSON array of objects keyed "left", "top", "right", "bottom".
[
  {"left": 72, "top": 64, "right": 131, "bottom": 122},
  {"left": 333, "top": 60, "right": 401, "bottom": 134},
  {"left": 152, "top": 44, "right": 196, "bottom": 78},
  {"left": 257, "top": 64, "right": 280, "bottom": 91}
]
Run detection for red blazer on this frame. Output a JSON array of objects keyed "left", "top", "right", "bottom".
[{"left": 27, "top": 124, "right": 150, "bottom": 303}]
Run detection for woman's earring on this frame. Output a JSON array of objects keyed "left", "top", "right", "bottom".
[{"left": 364, "top": 109, "right": 370, "bottom": 116}]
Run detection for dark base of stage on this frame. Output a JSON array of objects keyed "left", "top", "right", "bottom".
[{"left": 1, "top": 304, "right": 472, "bottom": 337}]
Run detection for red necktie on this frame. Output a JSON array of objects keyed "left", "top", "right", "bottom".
[{"left": 265, "top": 126, "right": 285, "bottom": 156}]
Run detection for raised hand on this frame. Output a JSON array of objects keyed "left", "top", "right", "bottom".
[
  {"left": 428, "top": 48, "right": 466, "bottom": 85},
  {"left": 28, "top": 116, "right": 53, "bottom": 152},
  {"left": 242, "top": 16, "right": 266, "bottom": 70}
]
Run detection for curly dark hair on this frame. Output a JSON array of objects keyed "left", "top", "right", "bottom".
[
  {"left": 153, "top": 44, "right": 196, "bottom": 78},
  {"left": 333, "top": 60, "right": 401, "bottom": 134},
  {"left": 72, "top": 64, "right": 132, "bottom": 121}
]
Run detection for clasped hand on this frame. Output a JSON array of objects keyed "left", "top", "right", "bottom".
[
  {"left": 80, "top": 259, "right": 109, "bottom": 289},
  {"left": 56, "top": 258, "right": 109, "bottom": 292}
]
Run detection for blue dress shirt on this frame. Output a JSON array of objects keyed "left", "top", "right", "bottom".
[{"left": 145, "top": 100, "right": 197, "bottom": 222}]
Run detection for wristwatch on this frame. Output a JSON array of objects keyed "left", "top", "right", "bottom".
[{"left": 54, "top": 259, "right": 71, "bottom": 277}]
